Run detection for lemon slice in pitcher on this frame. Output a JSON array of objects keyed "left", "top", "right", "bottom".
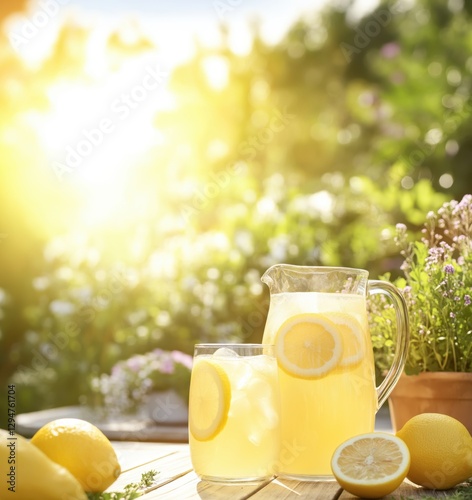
[
  {"left": 325, "top": 312, "right": 365, "bottom": 368},
  {"left": 189, "top": 359, "right": 231, "bottom": 441},
  {"left": 275, "top": 313, "right": 342, "bottom": 379}
]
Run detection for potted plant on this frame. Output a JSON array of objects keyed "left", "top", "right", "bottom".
[
  {"left": 370, "top": 194, "right": 472, "bottom": 433},
  {"left": 93, "top": 348, "right": 193, "bottom": 424}
]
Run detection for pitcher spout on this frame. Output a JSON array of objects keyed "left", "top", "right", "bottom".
[
  {"left": 261, "top": 263, "right": 306, "bottom": 294},
  {"left": 260, "top": 264, "right": 279, "bottom": 290}
]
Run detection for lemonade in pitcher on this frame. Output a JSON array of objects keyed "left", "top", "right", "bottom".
[{"left": 261, "top": 265, "right": 409, "bottom": 479}]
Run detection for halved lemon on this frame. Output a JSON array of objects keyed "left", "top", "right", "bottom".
[
  {"left": 189, "top": 359, "right": 231, "bottom": 441},
  {"left": 274, "top": 313, "right": 342, "bottom": 379},
  {"left": 331, "top": 432, "right": 411, "bottom": 499},
  {"left": 325, "top": 312, "right": 365, "bottom": 368}
]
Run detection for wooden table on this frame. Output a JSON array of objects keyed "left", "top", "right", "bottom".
[{"left": 110, "top": 441, "right": 471, "bottom": 499}]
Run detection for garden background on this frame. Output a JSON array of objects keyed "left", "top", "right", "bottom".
[{"left": 1, "top": 0, "right": 471, "bottom": 421}]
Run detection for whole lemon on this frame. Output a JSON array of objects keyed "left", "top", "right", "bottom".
[
  {"left": 0, "top": 429, "right": 86, "bottom": 499},
  {"left": 396, "top": 413, "right": 472, "bottom": 490},
  {"left": 31, "top": 418, "right": 121, "bottom": 492}
]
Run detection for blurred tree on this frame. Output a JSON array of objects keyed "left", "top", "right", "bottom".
[{"left": 338, "top": 0, "right": 472, "bottom": 197}]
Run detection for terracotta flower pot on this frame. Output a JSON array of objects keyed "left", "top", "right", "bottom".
[{"left": 388, "top": 372, "right": 472, "bottom": 434}]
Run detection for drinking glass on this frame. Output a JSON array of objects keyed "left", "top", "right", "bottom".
[{"left": 188, "top": 343, "right": 280, "bottom": 483}]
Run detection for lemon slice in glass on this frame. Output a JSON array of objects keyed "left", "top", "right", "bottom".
[
  {"left": 189, "top": 359, "right": 231, "bottom": 441},
  {"left": 324, "top": 312, "right": 365, "bottom": 368},
  {"left": 331, "top": 432, "right": 411, "bottom": 499},
  {"left": 275, "top": 313, "right": 342, "bottom": 379}
]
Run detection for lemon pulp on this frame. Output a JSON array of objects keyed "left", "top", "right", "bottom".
[
  {"left": 324, "top": 312, "right": 365, "bottom": 368},
  {"left": 331, "top": 432, "right": 410, "bottom": 499},
  {"left": 189, "top": 359, "right": 231, "bottom": 441},
  {"left": 275, "top": 313, "right": 343, "bottom": 379}
]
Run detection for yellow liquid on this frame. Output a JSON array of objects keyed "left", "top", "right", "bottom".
[
  {"left": 262, "top": 292, "right": 377, "bottom": 478},
  {"left": 189, "top": 353, "right": 280, "bottom": 481}
]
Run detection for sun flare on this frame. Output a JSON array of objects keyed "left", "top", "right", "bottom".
[{"left": 26, "top": 41, "right": 177, "bottom": 228}]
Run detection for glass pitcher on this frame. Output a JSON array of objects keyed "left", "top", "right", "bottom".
[{"left": 261, "top": 264, "right": 409, "bottom": 480}]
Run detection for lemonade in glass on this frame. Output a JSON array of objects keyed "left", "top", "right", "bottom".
[
  {"left": 261, "top": 265, "right": 409, "bottom": 479},
  {"left": 188, "top": 344, "right": 281, "bottom": 482}
]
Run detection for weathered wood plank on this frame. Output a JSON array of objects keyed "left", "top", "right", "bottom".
[
  {"left": 248, "top": 478, "right": 342, "bottom": 499},
  {"left": 140, "top": 471, "right": 273, "bottom": 499},
  {"left": 112, "top": 441, "right": 186, "bottom": 471},
  {"left": 338, "top": 479, "right": 470, "bottom": 498},
  {"left": 108, "top": 448, "right": 193, "bottom": 493}
]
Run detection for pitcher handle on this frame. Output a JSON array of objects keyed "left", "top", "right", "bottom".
[{"left": 368, "top": 280, "right": 410, "bottom": 409}]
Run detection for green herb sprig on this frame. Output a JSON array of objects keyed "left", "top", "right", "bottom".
[{"left": 86, "top": 470, "right": 159, "bottom": 500}]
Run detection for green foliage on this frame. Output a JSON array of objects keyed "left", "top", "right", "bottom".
[
  {"left": 399, "top": 479, "right": 472, "bottom": 500},
  {"left": 371, "top": 195, "right": 472, "bottom": 375},
  {"left": 354, "top": 0, "right": 472, "bottom": 197}
]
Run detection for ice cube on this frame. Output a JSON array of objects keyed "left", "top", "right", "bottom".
[
  {"left": 247, "top": 378, "right": 271, "bottom": 395},
  {"left": 248, "top": 354, "right": 272, "bottom": 373},
  {"left": 229, "top": 391, "right": 251, "bottom": 418},
  {"left": 248, "top": 429, "right": 262, "bottom": 447},
  {"left": 213, "top": 347, "right": 239, "bottom": 357},
  {"left": 233, "top": 360, "right": 253, "bottom": 390},
  {"left": 261, "top": 406, "right": 279, "bottom": 430}
]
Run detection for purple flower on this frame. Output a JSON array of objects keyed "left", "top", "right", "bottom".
[
  {"left": 171, "top": 350, "right": 193, "bottom": 369},
  {"left": 380, "top": 42, "right": 400, "bottom": 59},
  {"left": 465, "top": 295, "right": 471, "bottom": 306},
  {"left": 126, "top": 355, "right": 145, "bottom": 372},
  {"left": 159, "top": 356, "right": 175, "bottom": 374},
  {"left": 426, "top": 247, "right": 444, "bottom": 266},
  {"left": 111, "top": 365, "right": 123, "bottom": 377},
  {"left": 444, "top": 264, "right": 455, "bottom": 274}
]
